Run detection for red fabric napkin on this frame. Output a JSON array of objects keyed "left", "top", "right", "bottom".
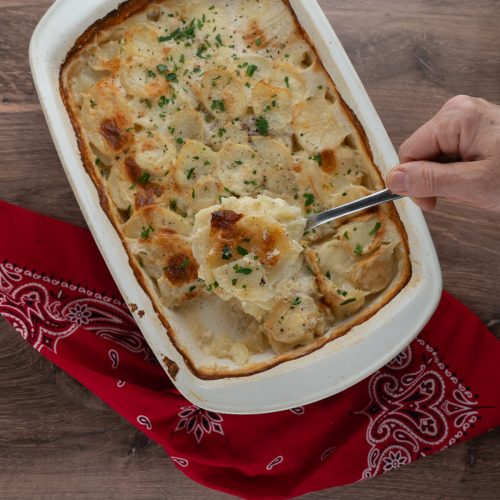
[{"left": 1, "top": 199, "right": 499, "bottom": 499}]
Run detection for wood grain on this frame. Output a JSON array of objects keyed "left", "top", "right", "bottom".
[{"left": 0, "top": 0, "right": 499, "bottom": 498}]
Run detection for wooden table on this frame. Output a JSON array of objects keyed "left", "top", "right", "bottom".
[{"left": 1, "top": 1, "right": 499, "bottom": 498}]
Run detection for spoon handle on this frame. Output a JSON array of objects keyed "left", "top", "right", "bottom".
[{"left": 305, "top": 189, "right": 403, "bottom": 231}]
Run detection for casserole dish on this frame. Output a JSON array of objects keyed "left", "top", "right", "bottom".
[{"left": 30, "top": 0, "right": 442, "bottom": 414}]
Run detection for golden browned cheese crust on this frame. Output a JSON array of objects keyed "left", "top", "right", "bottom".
[{"left": 60, "top": 0, "right": 411, "bottom": 379}]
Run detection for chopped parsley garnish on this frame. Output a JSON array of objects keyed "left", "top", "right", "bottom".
[
  {"left": 159, "top": 20, "right": 196, "bottom": 43},
  {"left": 303, "top": 193, "right": 315, "bottom": 207},
  {"left": 233, "top": 264, "right": 252, "bottom": 275},
  {"left": 137, "top": 172, "right": 151, "bottom": 185},
  {"left": 95, "top": 158, "right": 102, "bottom": 166},
  {"left": 215, "top": 33, "right": 223, "bottom": 47},
  {"left": 192, "top": 189, "right": 196, "bottom": 199},
  {"left": 284, "top": 75, "right": 290, "bottom": 88},
  {"left": 179, "top": 54, "right": 186, "bottom": 63},
  {"left": 166, "top": 72, "right": 178, "bottom": 82},
  {"left": 89, "top": 99, "right": 97, "bottom": 108},
  {"left": 354, "top": 244, "right": 364, "bottom": 256},
  {"left": 141, "top": 98, "right": 152, "bottom": 109},
  {"left": 340, "top": 298, "right": 357, "bottom": 306},
  {"left": 189, "top": 285, "right": 197, "bottom": 292},
  {"left": 255, "top": 38, "right": 262, "bottom": 46},
  {"left": 206, "top": 281, "right": 219, "bottom": 292},
  {"left": 141, "top": 225, "right": 154, "bottom": 239},
  {"left": 369, "top": 222, "right": 382, "bottom": 236},
  {"left": 236, "top": 246, "right": 249, "bottom": 256},
  {"left": 337, "top": 289, "right": 349, "bottom": 297},
  {"left": 246, "top": 64, "right": 258, "bottom": 77},
  {"left": 211, "top": 99, "right": 226, "bottom": 112},
  {"left": 256, "top": 116, "right": 269, "bottom": 135},
  {"left": 326, "top": 271, "right": 332, "bottom": 279},
  {"left": 126, "top": 205, "right": 132, "bottom": 218},
  {"left": 176, "top": 137, "right": 185, "bottom": 144},
  {"left": 146, "top": 69, "right": 157, "bottom": 78},
  {"left": 170, "top": 199, "right": 177, "bottom": 211},
  {"left": 180, "top": 258, "right": 190, "bottom": 269},
  {"left": 222, "top": 245, "right": 232, "bottom": 260},
  {"left": 196, "top": 43, "right": 209, "bottom": 59},
  {"left": 311, "top": 153, "right": 323, "bottom": 166},
  {"left": 217, "top": 127, "right": 226, "bottom": 137},
  {"left": 158, "top": 95, "right": 168, "bottom": 107},
  {"left": 232, "top": 278, "right": 238, "bottom": 286},
  {"left": 343, "top": 231, "right": 349, "bottom": 240},
  {"left": 292, "top": 297, "right": 302, "bottom": 306},
  {"left": 186, "top": 167, "right": 195, "bottom": 180}
]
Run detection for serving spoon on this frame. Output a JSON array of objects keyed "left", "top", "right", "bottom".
[{"left": 305, "top": 189, "right": 404, "bottom": 232}]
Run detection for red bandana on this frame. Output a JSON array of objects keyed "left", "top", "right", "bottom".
[{"left": 1, "top": 200, "right": 499, "bottom": 499}]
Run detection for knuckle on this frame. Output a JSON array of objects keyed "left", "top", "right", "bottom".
[
  {"left": 417, "top": 165, "right": 439, "bottom": 195},
  {"left": 444, "top": 95, "right": 482, "bottom": 115}
]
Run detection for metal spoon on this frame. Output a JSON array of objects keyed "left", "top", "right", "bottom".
[{"left": 305, "top": 189, "right": 404, "bottom": 232}]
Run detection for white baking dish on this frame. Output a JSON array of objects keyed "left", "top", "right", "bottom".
[{"left": 30, "top": 0, "right": 442, "bottom": 414}]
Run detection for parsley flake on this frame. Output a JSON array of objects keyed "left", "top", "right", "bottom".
[
  {"left": 369, "top": 222, "right": 382, "bottom": 236},
  {"left": 233, "top": 264, "right": 252, "bottom": 275},
  {"left": 340, "top": 298, "right": 357, "bottom": 306},
  {"left": 303, "top": 193, "right": 315, "bottom": 207},
  {"left": 246, "top": 64, "right": 258, "bottom": 77},
  {"left": 137, "top": 172, "right": 151, "bottom": 185},
  {"left": 141, "top": 225, "right": 155, "bottom": 239},
  {"left": 236, "top": 246, "right": 249, "bottom": 256},
  {"left": 222, "top": 245, "right": 232, "bottom": 260},
  {"left": 256, "top": 116, "right": 269, "bottom": 135}
]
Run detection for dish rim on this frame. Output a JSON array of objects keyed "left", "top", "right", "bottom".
[{"left": 29, "top": 0, "right": 442, "bottom": 414}]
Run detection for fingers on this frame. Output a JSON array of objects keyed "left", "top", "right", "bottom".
[
  {"left": 399, "top": 116, "right": 445, "bottom": 163},
  {"left": 399, "top": 95, "right": 484, "bottom": 163},
  {"left": 386, "top": 160, "right": 488, "bottom": 201},
  {"left": 413, "top": 197, "right": 437, "bottom": 212}
]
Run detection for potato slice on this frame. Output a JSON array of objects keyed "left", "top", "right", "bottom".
[
  {"left": 197, "top": 69, "right": 248, "bottom": 120},
  {"left": 292, "top": 97, "right": 347, "bottom": 152},
  {"left": 107, "top": 163, "right": 135, "bottom": 211},
  {"left": 233, "top": 55, "right": 274, "bottom": 82},
  {"left": 347, "top": 243, "right": 398, "bottom": 294},
  {"left": 252, "top": 82, "right": 292, "bottom": 133},
  {"left": 170, "top": 108, "right": 205, "bottom": 143},
  {"left": 337, "top": 215, "right": 385, "bottom": 257},
  {"left": 269, "top": 62, "right": 306, "bottom": 104},
  {"left": 118, "top": 57, "right": 171, "bottom": 99},
  {"left": 263, "top": 294, "right": 325, "bottom": 353},
  {"left": 123, "top": 205, "right": 192, "bottom": 239},
  {"left": 218, "top": 143, "right": 263, "bottom": 195},
  {"left": 134, "top": 134, "right": 176, "bottom": 179},
  {"left": 173, "top": 140, "right": 218, "bottom": 187},
  {"left": 251, "top": 137, "right": 298, "bottom": 195}
]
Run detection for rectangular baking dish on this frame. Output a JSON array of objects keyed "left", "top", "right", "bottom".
[{"left": 30, "top": 0, "right": 442, "bottom": 414}]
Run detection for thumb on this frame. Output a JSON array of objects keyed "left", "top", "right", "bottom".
[{"left": 386, "top": 160, "right": 475, "bottom": 200}]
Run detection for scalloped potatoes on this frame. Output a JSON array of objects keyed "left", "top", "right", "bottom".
[{"left": 60, "top": 0, "right": 411, "bottom": 377}]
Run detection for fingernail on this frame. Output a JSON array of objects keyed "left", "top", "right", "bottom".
[{"left": 388, "top": 170, "right": 409, "bottom": 194}]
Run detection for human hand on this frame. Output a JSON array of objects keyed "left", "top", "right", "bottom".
[{"left": 386, "top": 95, "right": 500, "bottom": 212}]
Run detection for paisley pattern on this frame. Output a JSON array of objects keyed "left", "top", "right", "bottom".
[
  {"left": 175, "top": 405, "right": 225, "bottom": 445},
  {"left": 0, "top": 261, "right": 154, "bottom": 360},
  {"left": 358, "top": 340, "right": 479, "bottom": 478}
]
